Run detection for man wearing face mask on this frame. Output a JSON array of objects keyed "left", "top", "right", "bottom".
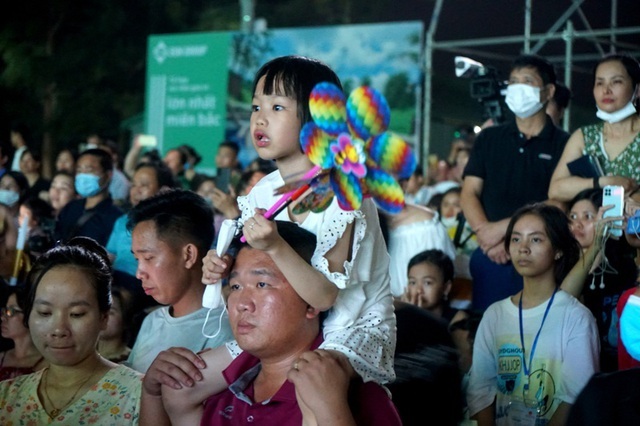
[
  {"left": 461, "top": 54, "right": 570, "bottom": 313},
  {"left": 54, "top": 148, "right": 122, "bottom": 246}
]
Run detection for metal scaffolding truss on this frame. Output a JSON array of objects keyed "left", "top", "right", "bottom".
[{"left": 422, "top": 0, "right": 640, "bottom": 159}]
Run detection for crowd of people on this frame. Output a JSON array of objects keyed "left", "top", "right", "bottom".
[{"left": 0, "top": 51, "right": 638, "bottom": 425}]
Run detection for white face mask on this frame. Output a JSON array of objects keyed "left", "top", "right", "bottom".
[
  {"left": 596, "top": 95, "right": 638, "bottom": 124},
  {"left": 0, "top": 189, "right": 20, "bottom": 207},
  {"left": 505, "top": 84, "right": 545, "bottom": 118},
  {"left": 620, "top": 294, "right": 640, "bottom": 361},
  {"left": 440, "top": 215, "right": 458, "bottom": 229}
]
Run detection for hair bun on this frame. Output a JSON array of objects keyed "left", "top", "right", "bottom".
[{"left": 66, "top": 236, "right": 109, "bottom": 264}]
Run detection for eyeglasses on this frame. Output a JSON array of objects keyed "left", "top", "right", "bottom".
[{"left": 1, "top": 307, "right": 24, "bottom": 318}]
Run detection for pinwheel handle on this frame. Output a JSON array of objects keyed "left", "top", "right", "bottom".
[{"left": 240, "top": 165, "right": 321, "bottom": 243}]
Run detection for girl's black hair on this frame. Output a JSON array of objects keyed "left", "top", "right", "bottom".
[
  {"left": 504, "top": 203, "right": 581, "bottom": 284},
  {"left": 2, "top": 171, "right": 29, "bottom": 204},
  {"left": 407, "top": 249, "right": 454, "bottom": 284},
  {"left": 134, "top": 161, "right": 179, "bottom": 189},
  {"left": 568, "top": 188, "right": 602, "bottom": 211},
  {"left": 252, "top": 55, "right": 343, "bottom": 125},
  {"left": 23, "top": 236, "right": 112, "bottom": 327}
]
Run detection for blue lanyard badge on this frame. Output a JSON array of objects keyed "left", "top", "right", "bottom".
[{"left": 518, "top": 288, "right": 557, "bottom": 391}]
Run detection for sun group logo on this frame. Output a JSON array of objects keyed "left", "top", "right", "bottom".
[{"left": 152, "top": 40, "right": 209, "bottom": 64}]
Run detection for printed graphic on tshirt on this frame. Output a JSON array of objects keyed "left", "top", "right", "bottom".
[
  {"left": 522, "top": 367, "right": 556, "bottom": 417},
  {"left": 497, "top": 343, "right": 523, "bottom": 394}
]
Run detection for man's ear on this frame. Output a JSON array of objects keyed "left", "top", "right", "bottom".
[
  {"left": 305, "top": 305, "right": 321, "bottom": 319},
  {"left": 544, "top": 83, "right": 556, "bottom": 103},
  {"left": 183, "top": 243, "right": 199, "bottom": 269},
  {"left": 444, "top": 280, "right": 453, "bottom": 299}
]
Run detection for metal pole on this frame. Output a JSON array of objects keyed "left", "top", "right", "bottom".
[
  {"left": 240, "top": 0, "right": 254, "bottom": 32},
  {"left": 434, "top": 26, "right": 640, "bottom": 49},
  {"left": 577, "top": 7, "right": 605, "bottom": 56},
  {"left": 563, "top": 21, "right": 573, "bottom": 132},
  {"left": 423, "top": 33, "right": 433, "bottom": 174},
  {"left": 611, "top": 0, "right": 618, "bottom": 53},
  {"left": 422, "top": 0, "right": 443, "bottom": 172},
  {"left": 524, "top": 0, "right": 532, "bottom": 53},
  {"left": 530, "top": 0, "right": 584, "bottom": 54}
]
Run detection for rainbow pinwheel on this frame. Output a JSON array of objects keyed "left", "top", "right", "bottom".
[{"left": 293, "top": 82, "right": 416, "bottom": 214}]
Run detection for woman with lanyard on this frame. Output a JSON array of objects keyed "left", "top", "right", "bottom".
[{"left": 467, "top": 204, "right": 599, "bottom": 426}]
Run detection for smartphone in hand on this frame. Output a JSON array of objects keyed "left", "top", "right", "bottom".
[
  {"left": 215, "top": 168, "right": 232, "bottom": 194},
  {"left": 602, "top": 185, "right": 624, "bottom": 237},
  {"left": 138, "top": 134, "right": 157, "bottom": 147}
]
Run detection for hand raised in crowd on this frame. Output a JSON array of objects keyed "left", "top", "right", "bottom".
[{"left": 210, "top": 185, "right": 240, "bottom": 219}]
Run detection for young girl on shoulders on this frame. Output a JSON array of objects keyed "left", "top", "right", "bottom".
[
  {"left": 140, "top": 55, "right": 399, "bottom": 426},
  {"left": 210, "top": 55, "right": 395, "bottom": 382},
  {"left": 467, "top": 204, "right": 599, "bottom": 426}
]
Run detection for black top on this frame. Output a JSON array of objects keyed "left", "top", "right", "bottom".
[
  {"left": 388, "top": 301, "right": 462, "bottom": 426},
  {"left": 567, "top": 368, "right": 640, "bottom": 426},
  {"left": 26, "top": 177, "right": 50, "bottom": 199},
  {"left": 582, "top": 237, "right": 637, "bottom": 371},
  {"left": 464, "top": 116, "right": 569, "bottom": 221},
  {"left": 54, "top": 196, "right": 122, "bottom": 247}
]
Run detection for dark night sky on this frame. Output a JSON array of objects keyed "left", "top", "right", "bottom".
[
  {"left": 420, "top": 0, "right": 639, "bottom": 107},
  {"left": 349, "top": 0, "right": 638, "bottom": 155}
]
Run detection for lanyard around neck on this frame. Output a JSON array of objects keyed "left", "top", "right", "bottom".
[{"left": 518, "top": 287, "right": 557, "bottom": 390}]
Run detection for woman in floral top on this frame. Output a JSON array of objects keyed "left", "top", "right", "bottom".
[
  {"left": 0, "top": 237, "right": 142, "bottom": 425},
  {"left": 549, "top": 53, "right": 640, "bottom": 202}
]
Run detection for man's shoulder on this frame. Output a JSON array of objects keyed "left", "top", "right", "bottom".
[
  {"left": 478, "top": 121, "right": 516, "bottom": 138},
  {"left": 94, "top": 197, "right": 123, "bottom": 215},
  {"left": 138, "top": 306, "right": 169, "bottom": 326},
  {"left": 57, "top": 198, "right": 86, "bottom": 219}
]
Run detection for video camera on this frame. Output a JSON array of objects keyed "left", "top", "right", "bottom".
[{"left": 455, "top": 56, "right": 508, "bottom": 124}]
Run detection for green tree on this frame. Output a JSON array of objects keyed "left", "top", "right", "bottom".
[
  {"left": 384, "top": 72, "right": 414, "bottom": 109},
  {"left": 0, "top": 0, "right": 217, "bottom": 174}
]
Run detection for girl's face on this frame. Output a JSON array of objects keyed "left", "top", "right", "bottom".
[
  {"left": 240, "top": 171, "right": 266, "bottom": 196},
  {"left": 250, "top": 76, "right": 302, "bottom": 162},
  {"left": 568, "top": 199, "right": 598, "bottom": 249},
  {"left": 0, "top": 174, "right": 20, "bottom": 193},
  {"left": 20, "top": 152, "right": 39, "bottom": 174},
  {"left": 196, "top": 180, "right": 216, "bottom": 202},
  {"left": 440, "top": 192, "right": 461, "bottom": 219},
  {"left": 130, "top": 167, "right": 160, "bottom": 207},
  {"left": 49, "top": 174, "right": 76, "bottom": 212},
  {"left": 215, "top": 146, "right": 238, "bottom": 169},
  {"left": 1, "top": 294, "right": 29, "bottom": 340},
  {"left": 28, "top": 266, "right": 108, "bottom": 367},
  {"left": 407, "top": 261, "right": 451, "bottom": 313},
  {"left": 163, "top": 150, "right": 183, "bottom": 175},
  {"left": 56, "top": 150, "right": 75, "bottom": 174},
  {"left": 593, "top": 60, "right": 637, "bottom": 113},
  {"left": 509, "top": 214, "right": 557, "bottom": 280},
  {"left": 100, "top": 294, "right": 124, "bottom": 341}
]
